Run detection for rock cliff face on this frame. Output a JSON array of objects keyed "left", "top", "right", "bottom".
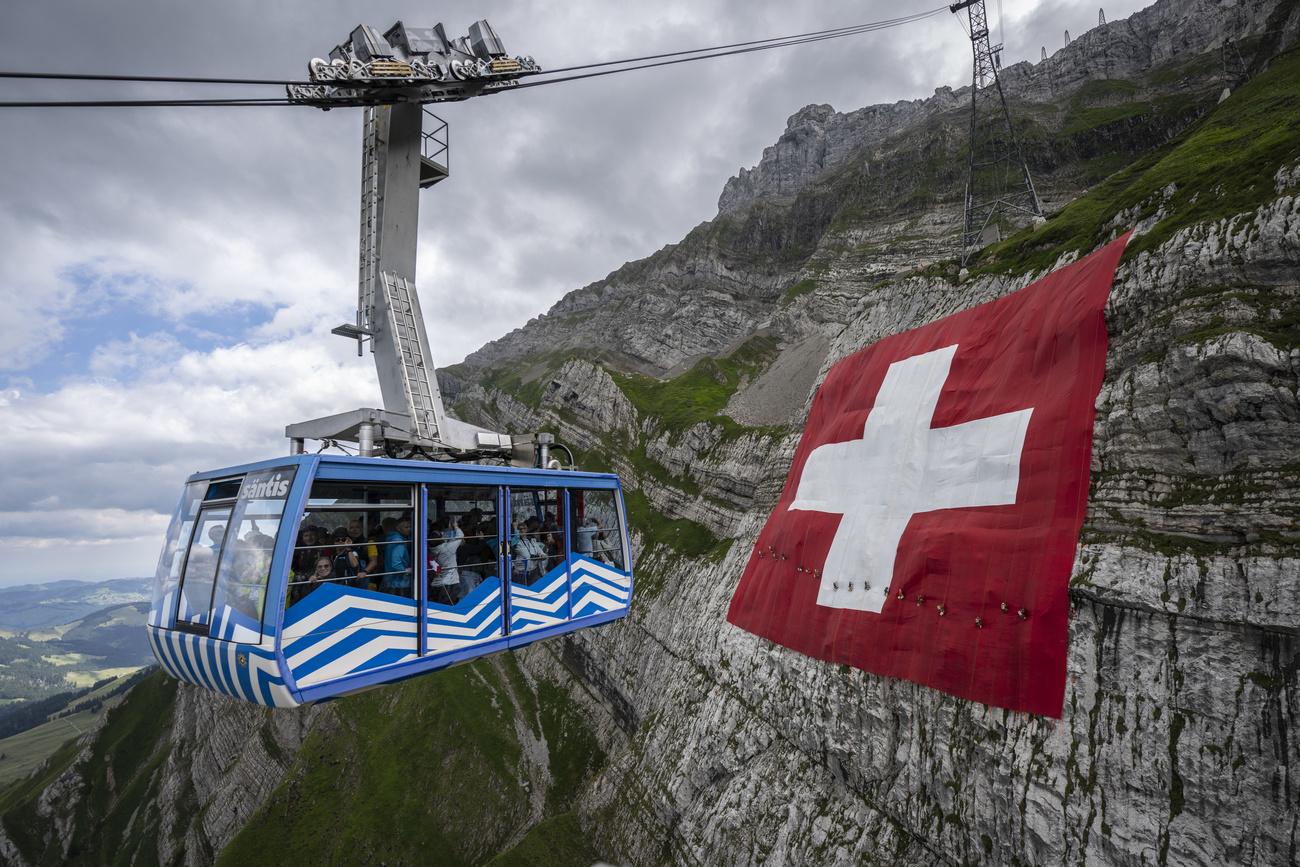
[
  {"left": 2, "top": 1, "right": 1298, "bottom": 865},
  {"left": 448, "top": 0, "right": 1293, "bottom": 382},
  {"left": 717, "top": 0, "right": 1290, "bottom": 215},
  {"left": 445, "top": 3, "right": 1300, "bottom": 862},
  {"left": 548, "top": 188, "right": 1300, "bottom": 866}
]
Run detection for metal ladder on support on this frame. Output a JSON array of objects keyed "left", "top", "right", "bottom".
[
  {"left": 357, "top": 106, "right": 381, "bottom": 337},
  {"left": 381, "top": 271, "right": 443, "bottom": 442}
]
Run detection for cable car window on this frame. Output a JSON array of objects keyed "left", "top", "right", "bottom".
[
  {"left": 509, "top": 488, "right": 565, "bottom": 585},
  {"left": 149, "top": 482, "right": 206, "bottom": 629},
  {"left": 174, "top": 507, "right": 232, "bottom": 630},
  {"left": 307, "top": 482, "right": 412, "bottom": 506},
  {"left": 569, "top": 489, "right": 626, "bottom": 570},
  {"left": 207, "top": 467, "right": 296, "bottom": 643},
  {"left": 425, "top": 484, "right": 498, "bottom": 607},
  {"left": 289, "top": 482, "right": 414, "bottom": 604},
  {"left": 204, "top": 478, "right": 243, "bottom": 501}
]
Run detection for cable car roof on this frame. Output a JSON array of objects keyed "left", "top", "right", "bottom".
[{"left": 186, "top": 452, "right": 623, "bottom": 489}]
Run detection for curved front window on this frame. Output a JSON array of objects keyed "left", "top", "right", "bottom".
[
  {"left": 153, "top": 466, "right": 297, "bottom": 644},
  {"left": 209, "top": 468, "right": 296, "bottom": 642},
  {"left": 149, "top": 482, "right": 206, "bottom": 628}
]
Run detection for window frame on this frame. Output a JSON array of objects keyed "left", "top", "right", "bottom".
[{"left": 170, "top": 489, "right": 239, "bottom": 636}]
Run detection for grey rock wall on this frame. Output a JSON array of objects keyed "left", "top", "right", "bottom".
[{"left": 544, "top": 190, "right": 1300, "bottom": 867}]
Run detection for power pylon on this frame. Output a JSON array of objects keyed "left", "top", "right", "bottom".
[{"left": 950, "top": 0, "right": 1042, "bottom": 266}]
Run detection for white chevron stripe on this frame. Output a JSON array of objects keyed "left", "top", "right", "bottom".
[
  {"left": 221, "top": 644, "right": 248, "bottom": 703},
  {"left": 198, "top": 642, "right": 224, "bottom": 692},
  {"left": 187, "top": 637, "right": 216, "bottom": 691},
  {"left": 159, "top": 632, "right": 185, "bottom": 681},
  {"left": 511, "top": 595, "right": 569, "bottom": 615},
  {"left": 570, "top": 557, "right": 629, "bottom": 581},
  {"left": 573, "top": 581, "right": 629, "bottom": 603},
  {"left": 251, "top": 654, "right": 296, "bottom": 706},
  {"left": 426, "top": 597, "right": 505, "bottom": 653},
  {"left": 283, "top": 595, "right": 418, "bottom": 639},
  {"left": 570, "top": 572, "right": 631, "bottom": 593},
  {"left": 511, "top": 574, "right": 566, "bottom": 598},
  {"left": 294, "top": 635, "right": 420, "bottom": 686},
  {"left": 426, "top": 590, "right": 501, "bottom": 626},
  {"left": 513, "top": 616, "right": 564, "bottom": 631},
  {"left": 427, "top": 627, "right": 503, "bottom": 654},
  {"left": 424, "top": 619, "right": 503, "bottom": 640},
  {"left": 426, "top": 617, "right": 497, "bottom": 635},
  {"left": 149, "top": 628, "right": 296, "bottom": 707},
  {"left": 572, "top": 584, "right": 627, "bottom": 609},
  {"left": 212, "top": 643, "right": 236, "bottom": 695},
  {"left": 284, "top": 618, "right": 418, "bottom": 669}
]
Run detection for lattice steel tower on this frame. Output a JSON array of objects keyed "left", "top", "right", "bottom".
[{"left": 951, "top": 0, "right": 1042, "bottom": 266}]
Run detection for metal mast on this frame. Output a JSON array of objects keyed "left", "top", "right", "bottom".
[
  {"left": 950, "top": 0, "right": 1042, "bottom": 267},
  {"left": 285, "top": 20, "right": 539, "bottom": 460}
]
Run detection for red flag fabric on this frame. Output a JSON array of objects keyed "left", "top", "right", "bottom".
[{"left": 727, "top": 235, "right": 1130, "bottom": 717}]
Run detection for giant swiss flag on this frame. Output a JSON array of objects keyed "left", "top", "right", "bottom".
[{"left": 727, "top": 235, "right": 1130, "bottom": 717}]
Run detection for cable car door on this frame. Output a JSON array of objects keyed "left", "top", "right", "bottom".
[
  {"left": 280, "top": 480, "right": 420, "bottom": 689},
  {"left": 507, "top": 487, "right": 571, "bottom": 635},
  {"left": 423, "top": 483, "right": 505, "bottom": 656}
]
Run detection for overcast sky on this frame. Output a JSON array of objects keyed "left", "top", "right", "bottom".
[{"left": 0, "top": 0, "right": 1151, "bottom": 585}]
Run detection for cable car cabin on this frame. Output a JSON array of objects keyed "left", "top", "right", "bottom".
[{"left": 146, "top": 454, "right": 632, "bottom": 708}]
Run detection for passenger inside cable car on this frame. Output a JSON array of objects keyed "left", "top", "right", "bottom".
[{"left": 148, "top": 455, "right": 634, "bottom": 707}]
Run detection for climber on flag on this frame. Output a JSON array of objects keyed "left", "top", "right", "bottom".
[{"left": 727, "top": 234, "right": 1132, "bottom": 717}]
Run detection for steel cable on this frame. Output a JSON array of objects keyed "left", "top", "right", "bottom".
[{"left": 0, "top": 8, "right": 949, "bottom": 107}]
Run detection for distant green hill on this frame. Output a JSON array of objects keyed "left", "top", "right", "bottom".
[
  {"left": 0, "top": 578, "right": 150, "bottom": 630},
  {"left": 0, "top": 601, "right": 153, "bottom": 705}
]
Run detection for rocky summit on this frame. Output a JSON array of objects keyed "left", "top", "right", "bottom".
[{"left": 2, "top": 0, "right": 1298, "bottom": 864}]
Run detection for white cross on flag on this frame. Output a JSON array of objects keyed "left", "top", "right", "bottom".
[{"left": 728, "top": 235, "right": 1130, "bottom": 717}]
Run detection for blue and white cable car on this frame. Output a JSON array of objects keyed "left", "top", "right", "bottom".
[
  {"left": 146, "top": 454, "right": 632, "bottom": 707},
  {"left": 146, "top": 21, "right": 639, "bottom": 706}
]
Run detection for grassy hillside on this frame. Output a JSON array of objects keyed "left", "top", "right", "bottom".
[
  {"left": 981, "top": 39, "right": 1300, "bottom": 276},
  {"left": 0, "top": 667, "right": 156, "bottom": 783},
  {"left": 218, "top": 652, "right": 606, "bottom": 867},
  {"left": 0, "top": 648, "right": 610, "bottom": 866},
  {"left": 0, "top": 671, "right": 180, "bottom": 866}
]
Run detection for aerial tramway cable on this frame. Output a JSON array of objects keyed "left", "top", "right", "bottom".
[
  {"left": 0, "top": 7, "right": 948, "bottom": 107},
  {"left": 514, "top": 8, "right": 947, "bottom": 89},
  {"left": 521, "top": 9, "right": 947, "bottom": 77},
  {"left": 0, "top": 71, "right": 301, "bottom": 86},
  {"left": 0, "top": 98, "right": 296, "bottom": 108}
]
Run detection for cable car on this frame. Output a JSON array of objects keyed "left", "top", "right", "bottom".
[
  {"left": 147, "top": 20, "right": 636, "bottom": 707},
  {"left": 146, "top": 453, "right": 632, "bottom": 707}
]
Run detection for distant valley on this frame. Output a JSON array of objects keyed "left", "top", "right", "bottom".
[
  {"left": 0, "top": 579, "right": 156, "bottom": 786},
  {"left": 0, "top": 577, "right": 149, "bottom": 630},
  {"left": 0, "top": 578, "right": 153, "bottom": 703}
]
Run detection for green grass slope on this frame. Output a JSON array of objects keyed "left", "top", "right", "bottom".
[
  {"left": 978, "top": 40, "right": 1300, "bottom": 276},
  {"left": 218, "top": 653, "right": 606, "bottom": 867}
]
